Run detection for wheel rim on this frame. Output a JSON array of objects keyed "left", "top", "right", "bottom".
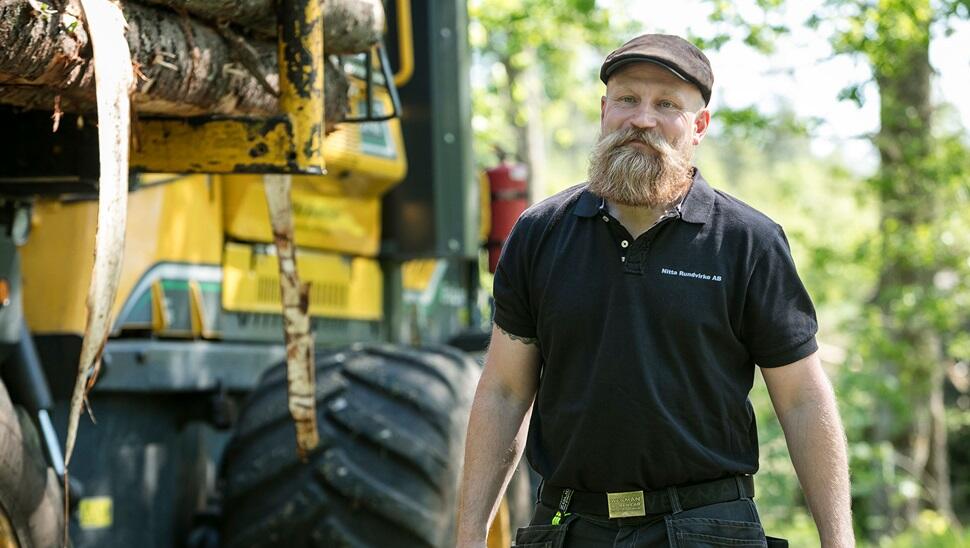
[{"left": 0, "top": 505, "right": 20, "bottom": 548}]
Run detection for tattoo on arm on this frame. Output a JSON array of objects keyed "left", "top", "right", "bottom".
[{"left": 498, "top": 326, "right": 538, "bottom": 346}]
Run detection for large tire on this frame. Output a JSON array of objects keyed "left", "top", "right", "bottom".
[
  {"left": 0, "top": 382, "right": 63, "bottom": 548},
  {"left": 219, "top": 343, "right": 479, "bottom": 548}
]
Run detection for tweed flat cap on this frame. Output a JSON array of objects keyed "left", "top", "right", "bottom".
[{"left": 600, "top": 34, "right": 714, "bottom": 105}]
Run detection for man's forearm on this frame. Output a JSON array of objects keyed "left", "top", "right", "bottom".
[
  {"left": 777, "top": 390, "right": 854, "bottom": 547},
  {"left": 456, "top": 381, "right": 533, "bottom": 545}
]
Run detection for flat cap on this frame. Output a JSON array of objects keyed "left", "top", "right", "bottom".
[{"left": 600, "top": 34, "right": 714, "bottom": 106}]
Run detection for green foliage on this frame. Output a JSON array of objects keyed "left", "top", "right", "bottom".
[
  {"left": 696, "top": 0, "right": 791, "bottom": 53},
  {"left": 469, "top": 0, "right": 636, "bottom": 183}
]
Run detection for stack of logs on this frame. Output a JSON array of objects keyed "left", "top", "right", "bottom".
[{"left": 0, "top": 0, "right": 385, "bottom": 132}]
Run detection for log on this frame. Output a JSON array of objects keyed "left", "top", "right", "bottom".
[
  {"left": 139, "top": 0, "right": 385, "bottom": 52},
  {"left": 0, "top": 0, "right": 349, "bottom": 128}
]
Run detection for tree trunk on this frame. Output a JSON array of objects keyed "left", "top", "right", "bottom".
[
  {"left": 0, "top": 0, "right": 351, "bottom": 124},
  {"left": 140, "top": 0, "right": 384, "bottom": 50},
  {"left": 929, "top": 363, "right": 958, "bottom": 524},
  {"left": 867, "top": 0, "right": 956, "bottom": 537},
  {"left": 501, "top": 54, "right": 545, "bottom": 201}
]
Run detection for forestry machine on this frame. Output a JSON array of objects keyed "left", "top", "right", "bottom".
[{"left": 0, "top": 0, "right": 527, "bottom": 546}]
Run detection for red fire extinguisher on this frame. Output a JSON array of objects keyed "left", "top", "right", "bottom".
[{"left": 485, "top": 161, "right": 529, "bottom": 273}]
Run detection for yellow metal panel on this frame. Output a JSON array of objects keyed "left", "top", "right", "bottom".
[
  {"left": 21, "top": 175, "right": 223, "bottom": 334},
  {"left": 77, "top": 497, "right": 113, "bottom": 530},
  {"left": 222, "top": 243, "right": 381, "bottom": 321},
  {"left": 21, "top": 201, "right": 97, "bottom": 333},
  {"left": 402, "top": 259, "right": 438, "bottom": 293},
  {"left": 130, "top": 118, "right": 302, "bottom": 174},
  {"left": 315, "top": 90, "right": 408, "bottom": 198},
  {"left": 221, "top": 175, "right": 381, "bottom": 256},
  {"left": 153, "top": 176, "right": 224, "bottom": 263},
  {"left": 347, "top": 258, "right": 383, "bottom": 319}
]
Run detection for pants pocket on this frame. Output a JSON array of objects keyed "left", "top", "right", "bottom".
[
  {"left": 513, "top": 514, "right": 578, "bottom": 548},
  {"left": 665, "top": 515, "right": 768, "bottom": 547}
]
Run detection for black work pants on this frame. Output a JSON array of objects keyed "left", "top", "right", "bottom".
[{"left": 515, "top": 497, "right": 775, "bottom": 547}]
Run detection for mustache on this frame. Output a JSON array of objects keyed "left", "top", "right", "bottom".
[{"left": 599, "top": 127, "right": 677, "bottom": 154}]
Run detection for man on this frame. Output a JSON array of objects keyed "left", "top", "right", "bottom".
[{"left": 456, "top": 34, "right": 853, "bottom": 547}]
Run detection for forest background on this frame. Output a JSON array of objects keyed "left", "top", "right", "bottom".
[{"left": 468, "top": 0, "right": 970, "bottom": 545}]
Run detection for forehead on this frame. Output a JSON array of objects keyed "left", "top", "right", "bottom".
[{"left": 607, "top": 62, "right": 699, "bottom": 97}]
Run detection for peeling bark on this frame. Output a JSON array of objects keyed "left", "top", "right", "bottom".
[
  {"left": 263, "top": 174, "right": 319, "bottom": 460},
  {"left": 0, "top": 0, "right": 349, "bottom": 125},
  {"left": 64, "top": 0, "right": 132, "bottom": 468},
  {"left": 140, "top": 0, "right": 385, "bottom": 52}
]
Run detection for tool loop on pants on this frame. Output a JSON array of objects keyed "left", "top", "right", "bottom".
[{"left": 552, "top": 487, "right": 574, "bottom": 525}]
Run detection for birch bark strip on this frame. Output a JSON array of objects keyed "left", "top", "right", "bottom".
[
  {"left": 263, "top": 173, "right": 319, "bottom": 459},
  {"left": 63, "top": 0, "right": 133, "bottom": 465}
]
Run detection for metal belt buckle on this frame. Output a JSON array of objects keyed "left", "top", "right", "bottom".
[{"left": 606, "top": 490, "right": 646, "bottom": 518}]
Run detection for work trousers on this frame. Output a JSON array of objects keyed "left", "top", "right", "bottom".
[{"left": 515, "top": 497, "right": 783, "bottom": 547}]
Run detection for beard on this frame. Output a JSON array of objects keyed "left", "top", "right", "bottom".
[{"left": 586, "top": 126, "right": 694, "bottom": 208}]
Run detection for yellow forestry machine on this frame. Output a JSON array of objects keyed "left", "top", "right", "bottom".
[{"left": 0, "top": 0, "right": 530, "bottom": 546}]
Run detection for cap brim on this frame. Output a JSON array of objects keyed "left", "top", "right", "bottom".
[{"left": 603, "top": 56, "right": 689, "bottom": 83}]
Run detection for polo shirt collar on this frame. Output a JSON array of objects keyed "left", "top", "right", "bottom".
[
  {"left": 573, "top": 168, "right": 715, "bottom": 224},
  {"left": 572, "top": 187, "right": 601, "bottom": 217},
  {"left": 680, "top": 168, "right": 715, "bottom": 224}
]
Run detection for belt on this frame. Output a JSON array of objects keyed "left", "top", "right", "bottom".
[{"left": 539, "top": 475, "right": 755, "bottom": 518}]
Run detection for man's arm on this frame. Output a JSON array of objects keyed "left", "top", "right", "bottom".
[
  {"left": 761, "top": 351, "right": 854, "bottom": 547},
  {"left": 456, "top": 325, "right": 541, "bottom": 547}
]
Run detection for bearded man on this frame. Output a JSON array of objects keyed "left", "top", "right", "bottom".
[{"left": 457, "top": 34, "right": 854, "bottom": 548}]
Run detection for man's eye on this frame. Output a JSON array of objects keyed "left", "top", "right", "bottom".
[
  {"left": 619, "top": 96, "right": 637, "bottom": 104},
  {"left": 659, "top": 100, "right": 677, "bottom": 109}
]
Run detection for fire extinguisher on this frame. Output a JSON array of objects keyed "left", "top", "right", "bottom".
[{"left": 484, "top": 160, "right": 529, "bottom": 273}]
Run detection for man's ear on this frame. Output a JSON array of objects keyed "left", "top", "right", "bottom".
[
  {"left": 600, "top": 95, "right": 607, "bottom": 128},
  {"left": 693, "top": 108, "right": 711, "bottom": 145}
]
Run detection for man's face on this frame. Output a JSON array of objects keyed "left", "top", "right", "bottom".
[{"left": 587, "top": 62, "right": 710, "bottom": 208}]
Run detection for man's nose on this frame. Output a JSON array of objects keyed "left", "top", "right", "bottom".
[{"left": 627, "top": 106, "right": 659, "bottom": 129}]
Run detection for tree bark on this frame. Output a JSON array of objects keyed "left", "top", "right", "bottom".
[
  {"left": 139, "top": 0, "right": 384, "bottom": 50},
  {"left": 0, "top": 0, "right": 350, "bottom": 124}
]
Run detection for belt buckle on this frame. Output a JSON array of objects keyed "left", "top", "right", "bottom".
[{"left": 606, "top": 490, "right": 646, "bottom": 518}]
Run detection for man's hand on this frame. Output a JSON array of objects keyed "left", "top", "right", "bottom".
[
  {"left": 456, "top": 325, "right": 541, "bottom": 547},
  {"left": 762, "top": 351, "right": 855, "bottom": 547}
]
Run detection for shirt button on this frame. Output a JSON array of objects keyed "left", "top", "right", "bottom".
[
  {"left": 621, "top": 240, "right": 629, "bottom": 248},
  {"left": 602, "top": 215, "right": 609, "bottom": 222},
  {"left": 621, "top": 256, "right": 626, "bottom": 262}
]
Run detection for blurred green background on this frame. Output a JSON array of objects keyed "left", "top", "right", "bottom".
[{"left": 468, "top": 0, "right": 970, "bottom": 545}]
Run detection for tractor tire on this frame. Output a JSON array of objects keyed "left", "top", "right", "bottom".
[
  {"left": 219, "top": 343, "right": 479, "bottom": 548},
  {"left": 0, "top": 382, "right": 63, "bottom": 548}
]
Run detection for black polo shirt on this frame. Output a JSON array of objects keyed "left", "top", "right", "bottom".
[{"left": 493, "top": 169, "right": 818, "bottom": 493}]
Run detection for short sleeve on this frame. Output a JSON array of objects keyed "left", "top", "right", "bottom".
[
  {"left": 741, "top": 226, "right": 818, "bottom": 367},
  {"left": 492, "top": 220, "right": 537, "bottom": 338}
]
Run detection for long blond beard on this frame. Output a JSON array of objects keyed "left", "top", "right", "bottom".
[{"left": 587, "top": 126, "right": 694, "bottom": 208}]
